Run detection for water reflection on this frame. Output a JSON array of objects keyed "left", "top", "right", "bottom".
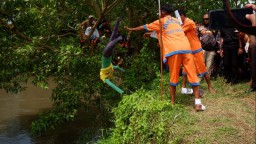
[
  {"left": 0, "top": 80, "right": 53, "bottom": 144},
  {"left": 0, "top": 119, "right": 34, "bottom": 144}
]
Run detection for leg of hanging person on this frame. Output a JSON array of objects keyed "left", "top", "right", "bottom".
[{"left": 102, "top": 18, "right": 122, "bottom": 68}]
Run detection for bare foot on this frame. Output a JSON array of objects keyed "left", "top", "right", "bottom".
[
  {"left": 208, "top": 87, "right": 216, "bottom": 94},
  {"left": 247, "top": 79, "right": 252, "bottom": 86}
]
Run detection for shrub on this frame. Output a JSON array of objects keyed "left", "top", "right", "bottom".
[{"left": 99, "top": 89, "right": 192, "bottom": 143}]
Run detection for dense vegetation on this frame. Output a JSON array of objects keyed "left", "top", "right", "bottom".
[{"left": 0, "top": 0, "right": 252, "bottom": 142}]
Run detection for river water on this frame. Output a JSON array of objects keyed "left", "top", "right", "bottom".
[{"left": 0, "top": 80, "right": 105, "bottom": 144}]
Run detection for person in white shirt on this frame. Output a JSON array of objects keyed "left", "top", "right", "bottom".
[{"left": 85, "top": 25, "right": 100, "bottom": 45}]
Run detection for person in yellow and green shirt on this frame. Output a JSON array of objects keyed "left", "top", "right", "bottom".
[
  {"left": 125, "top": 4, "right": 205, "bottom": 111},
  {"left": 179, "top": 9, "right": 216, "bottom": 94}
]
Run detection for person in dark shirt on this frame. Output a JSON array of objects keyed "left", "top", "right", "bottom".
[
  {"left": 98, "top": 19, "right": 112, "bottom": 38},
  {"left": 220, "top": 28, "right": 240, "bottom": 84}
]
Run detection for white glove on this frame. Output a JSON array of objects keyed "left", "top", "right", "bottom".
[{"left": 244, "top": 42, "right": 250, "bottom": 53}]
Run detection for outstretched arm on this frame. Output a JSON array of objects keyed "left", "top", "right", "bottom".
[{"left": 124, "top": 25, "right": 144, "bottom": 31}]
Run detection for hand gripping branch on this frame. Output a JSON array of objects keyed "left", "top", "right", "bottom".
[{"left": 100, "top": 17, "right": 125, "bottom": 94}]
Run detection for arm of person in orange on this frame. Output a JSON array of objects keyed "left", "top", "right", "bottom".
[
  {"left": 125, "top": 20, "right": 161, "bottom": 32},
  {"left": 182, "top": 20, "right": 194, "bottom": 32},
  {"left": 124, "top": 25, "right": 145, "bottom": 31}
]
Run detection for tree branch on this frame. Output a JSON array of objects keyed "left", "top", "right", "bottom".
[
  {"left": 105, "top": 0, "right": 122, "bottom": 15},
  {"left": 0, "top": 18, "right": 32, "bottom": 42},
  {"left": 42, "top": 33, "right": 77, "bottom": 40},
  {"left": 86, "top": 0, "right": 122, "bottom": 42},
  {"left": 0, "top": 18, "right": 54, "bottom": 51}
]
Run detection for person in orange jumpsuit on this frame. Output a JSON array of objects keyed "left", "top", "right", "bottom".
[
  {"left": 179, "top": 9, "right": 215, "bottom": 94},
  {"left": 125, "top": 4, "right": 205, "bottom": 111}
]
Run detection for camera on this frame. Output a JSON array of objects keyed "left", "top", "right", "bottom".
[{"left": 209, "top": 8, "right": 253, "bottom": 30}]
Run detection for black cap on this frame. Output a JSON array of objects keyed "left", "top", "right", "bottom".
[{"left": 178, "top": 9, "right": 186, "bottom": 17}]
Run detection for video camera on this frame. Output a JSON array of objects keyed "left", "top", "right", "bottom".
[
  {"left": 208, "top": 0, "right": 256, "bottom": 35},
  {"left": 209, "top": 8, "right": 253, "bottom": 30}
]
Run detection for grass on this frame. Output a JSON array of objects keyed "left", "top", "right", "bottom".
[{"left": 165, "top": 76, "right": 256, "bottom": 144}]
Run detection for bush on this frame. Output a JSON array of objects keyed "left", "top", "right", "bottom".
[
  {"left": 122, "top": 39, "right": 160, "bottom": 93},
  {"left": 98, "top": 89, "right": 193, "bottom": 144}
]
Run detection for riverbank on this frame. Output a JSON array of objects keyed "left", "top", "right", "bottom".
[{"left": 78, "top": 76, "right": 255, "bottom": 143}]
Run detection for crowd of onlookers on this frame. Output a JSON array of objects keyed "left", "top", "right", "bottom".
[{"left": 196, "top": 12, "right": 254, "bottom": 92}]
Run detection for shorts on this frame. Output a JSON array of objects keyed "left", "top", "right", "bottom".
[
  {"left": 182, "top": 51, "right": 208, "bottom": 77},
  {"left": 167, "top": 54, "right": 199, "bottom": 86}
]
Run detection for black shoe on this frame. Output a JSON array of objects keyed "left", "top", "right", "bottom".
[
  {"left": 249, "top": 88, "right": 256, "bottom": 92},
  {"left": 225, "top": 78, "right": 231, "bottom": 84},
  {"left": 230, "top": 79, "right": 238, "bottom": 85}
]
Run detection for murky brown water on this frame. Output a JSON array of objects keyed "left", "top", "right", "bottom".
[
  {"left": 0, "top": 80, "right": 54, "bottom": 144},
  {"left": 0, "top": 80, "right": 105, "bottom": 144}
]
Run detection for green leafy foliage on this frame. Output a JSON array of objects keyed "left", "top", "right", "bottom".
[
  {"left": 31, "top": 108, "right": 78, "bottom": 135},
  {"left": 122, "top": 38, "right": 160, "bottom": 93},
  {"left": 98, "top": 89, "right": 192, "bottom": 144}
]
